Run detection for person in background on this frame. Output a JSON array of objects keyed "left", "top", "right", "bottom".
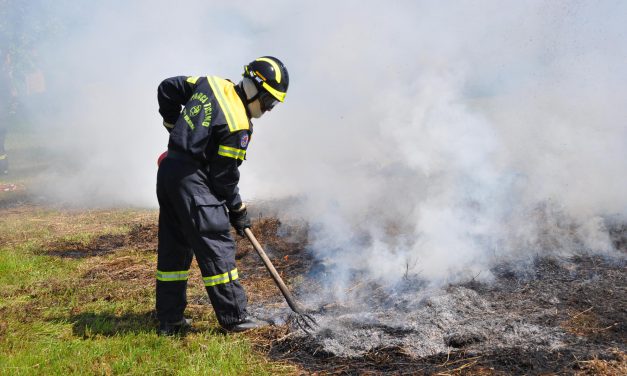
[{"left": 155, "top": 56, "right": 289, "bottom": 335}]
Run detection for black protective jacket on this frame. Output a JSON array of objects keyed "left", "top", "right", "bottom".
[{"left": 157, "top": 75, "right": 252, "bottom": 210}]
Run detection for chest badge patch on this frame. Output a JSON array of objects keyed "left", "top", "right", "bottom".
[
  {"left": 190, "top": 105, "right": 201, "bottom": 117},
  {"left": 240, "top": 134, "right": 249, "bottom": 148}
]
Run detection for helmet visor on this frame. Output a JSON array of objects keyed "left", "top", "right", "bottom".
[{"left": 259, "top": 91, "right": 279, "bottom": 112}]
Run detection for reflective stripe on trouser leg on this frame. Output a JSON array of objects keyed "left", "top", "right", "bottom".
[
  {"left": 155, "top": 174, "right": 194, "bottom": 323},
  {"left": 194, "top": 232, "right": 248, "bottom": 327},
  {"left": 157, "top": 270, "right": 189, "bottom": 281},
  {"left": 203, "top": 268, "right": 238, "bottom": 286}
]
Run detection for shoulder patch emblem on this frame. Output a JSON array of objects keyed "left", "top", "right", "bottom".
[{"left": 240, "top": 133, "right": 249, "bottom": 148}]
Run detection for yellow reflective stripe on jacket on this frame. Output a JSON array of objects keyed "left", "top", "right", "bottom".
[
  {"left": 186, "top": 76, "right": 199, "bottom": 84},
  {"left": 217, "top": 145, "right": 246, "bottom": 161},
  {"left": 156, "top": 270, "right": 189, "bottom": 282},
  {"left": 0, "top": 154, "right": 6, "bottom": 160},
  {"left": 203, "top": 268, "right": 239, "bottom": 287},
  {"left": 206, "top": 76, "right": 249, "bottom": 133}
]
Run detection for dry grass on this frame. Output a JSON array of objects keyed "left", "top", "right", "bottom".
[
  {"left": 0, "top": 204, "right": 157, "bottom": 248},
  {"left": 234, "top": 217, "right": 311, "bottom": 305},
  {"left": 576, "top": 349, "right": 627, "bottom": 376},
  {"left": 562, "top": 307, "right": 620, "bottom": 337}
]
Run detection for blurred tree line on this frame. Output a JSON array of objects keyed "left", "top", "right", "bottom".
[{"left": 0, "top": 0, "right": 61, "bottom": 95}]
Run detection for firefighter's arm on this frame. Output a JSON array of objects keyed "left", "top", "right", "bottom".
[
  {"left": 208, "top": 126, "right": 251, "bottom": 211},
  {"left": 157, "top": 76, "right": 198, "bottom": 132}
]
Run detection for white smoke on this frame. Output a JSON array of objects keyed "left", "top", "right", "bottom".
[
  {"left": 10, "top": 1, "right": 627, "bottom": 295},
  {"left": 245, "top": 0, "right": 627, "bottom": 293}
]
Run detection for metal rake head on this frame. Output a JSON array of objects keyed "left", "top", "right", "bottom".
[{"left": 292, "top": 311, "right": 319, "bottom": 334}]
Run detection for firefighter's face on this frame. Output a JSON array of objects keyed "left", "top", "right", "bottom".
[{"left": 247, "top": 98, "right": 264, "bottom": 119}]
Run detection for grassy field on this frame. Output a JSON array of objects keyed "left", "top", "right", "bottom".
[
  {"left": 0, "top": 203, "right": 296, "bottom": 375},
  {"left": 0, "top": 127, "right": 297, "bottom": 375}
]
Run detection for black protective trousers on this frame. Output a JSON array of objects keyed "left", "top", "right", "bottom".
[{"left": 155, "top": 156, "right": 248, "bottom": 326}]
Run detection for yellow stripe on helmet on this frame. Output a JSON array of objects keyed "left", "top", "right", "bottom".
[
  {"left": 262, "top": 82, "right": 286, "bottom": 102},
  {"left": 255, "top": 57, "right": 282, "bottom": 83}
]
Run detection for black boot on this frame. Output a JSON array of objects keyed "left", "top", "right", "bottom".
[
  {"left": 222, "top": 316, "right": 269, "bottom": 332},
  {"left": 158, "top": 317, "right": 192, "bottom": 336}
]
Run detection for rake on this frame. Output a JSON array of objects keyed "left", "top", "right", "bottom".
[{"left": 244, "top": 228, "right": 318, "bottom": 333}]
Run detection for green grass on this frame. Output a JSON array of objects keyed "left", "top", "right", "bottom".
[
  {"left": 0, "top": 207, "right": 294, "bottom": 376},
  {"left": 2, "top": 325, "right": 273, "bottom": 375},
  {"left": 2, "top": 327, "right": 274, "bottom": 375},
  {"left": 0, "top": 244, "right": 76, "bottom": 295}
]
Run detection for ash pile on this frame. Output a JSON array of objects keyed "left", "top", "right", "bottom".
[
  {"left": 297, "top": 282, "right": 566, "bottom": 358},
  {"left": 243, "top": 214, "right": 626, "bottom": 373},
  {"left": 267, "top": 245, "right": 626, "bottom": 371}
]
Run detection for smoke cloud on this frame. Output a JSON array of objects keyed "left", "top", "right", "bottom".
[{"left": 7, "top": 1, "right": 627, "bottom": 295}]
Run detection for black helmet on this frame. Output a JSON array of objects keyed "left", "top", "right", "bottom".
[{"left": 244, "top": 56, "right": 289, "bottom": 106}]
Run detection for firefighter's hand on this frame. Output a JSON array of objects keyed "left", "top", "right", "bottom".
[{"left": 229, "top": 204, "right": 251, "bottom": 236}]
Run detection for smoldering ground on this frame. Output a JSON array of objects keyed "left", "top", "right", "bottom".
[{"left": 238, "top": 217, "right": 626, "bottom": 374}]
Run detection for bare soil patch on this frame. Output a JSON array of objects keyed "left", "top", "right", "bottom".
[
  {"left": 82, "top": 255, "right": 155, "bottom": 283},
  {"left": 43, "top": 223, "right": 158, "bottom": 258},
  {"left": 126, "top": 222, "right": 159, "bottom": 251}
]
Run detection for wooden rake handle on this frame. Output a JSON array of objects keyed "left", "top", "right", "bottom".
[{"left": 243, "top": 228, "right": 305, "bottom": 314}]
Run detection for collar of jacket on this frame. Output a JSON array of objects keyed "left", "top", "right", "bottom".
[{"left": 234, "top": 82, "right": 251, "bottom": 119}]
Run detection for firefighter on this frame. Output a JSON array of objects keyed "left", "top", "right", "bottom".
[{"left": 155, "top": 56, "right": 289, "bottom": 335}]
